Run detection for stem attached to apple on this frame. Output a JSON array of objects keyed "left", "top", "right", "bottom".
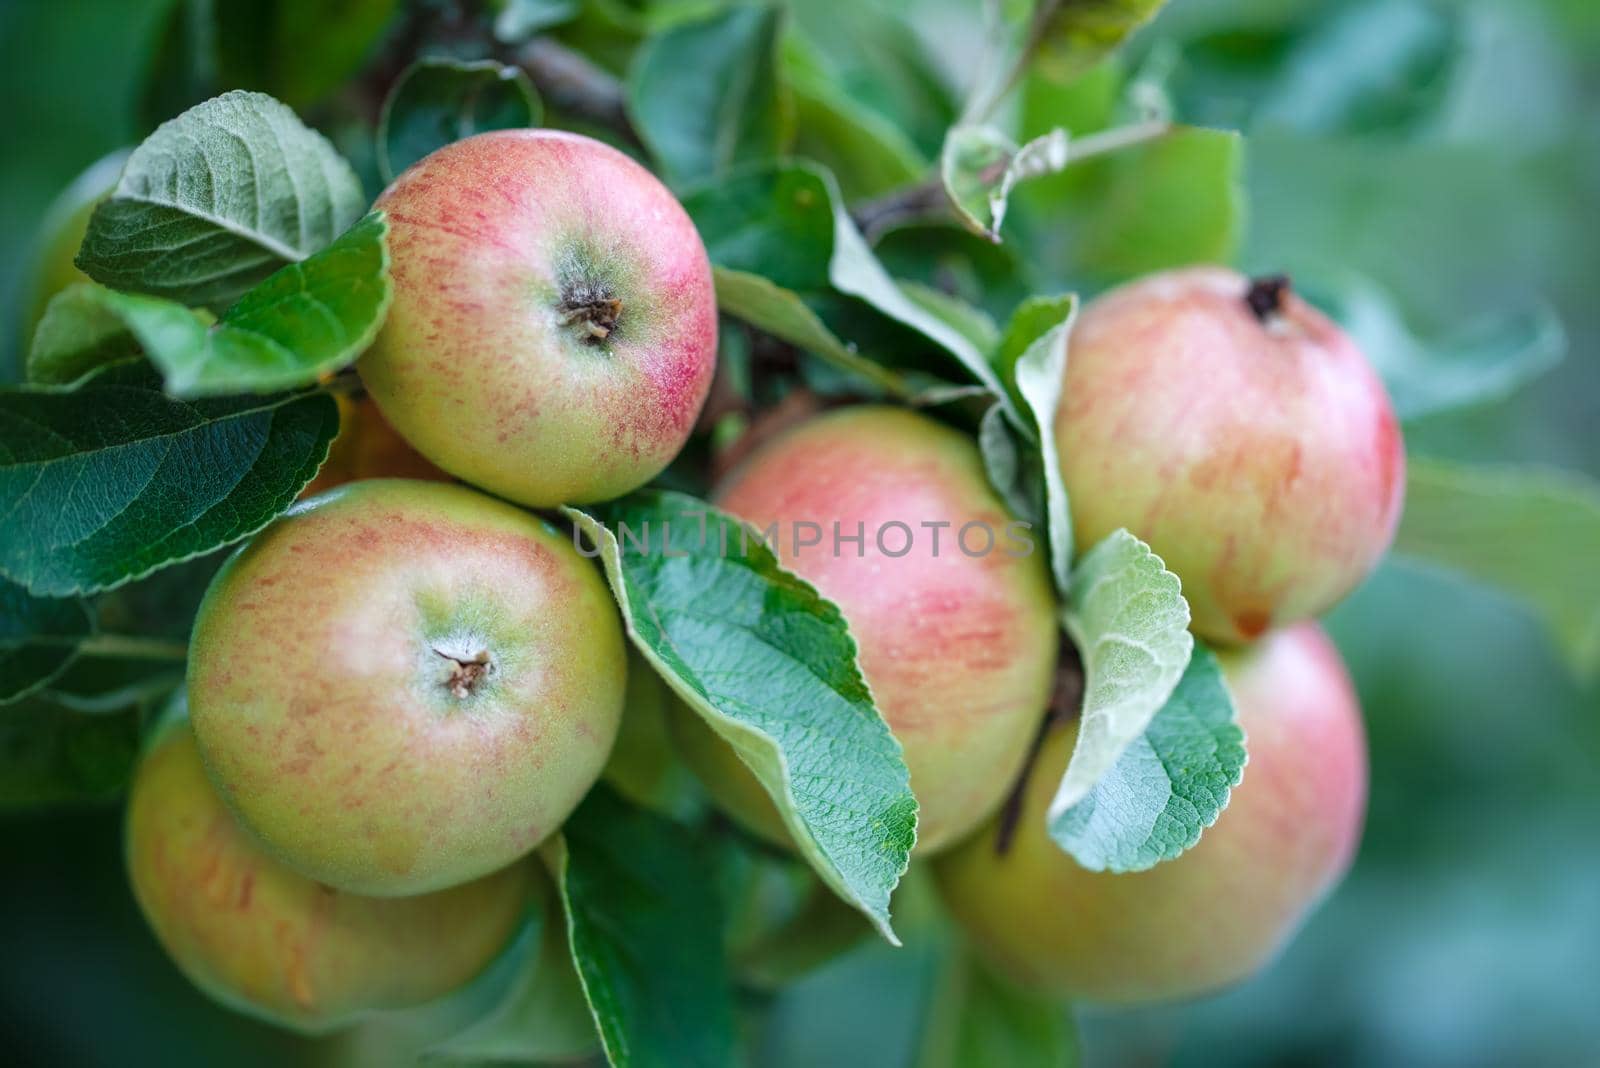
[{"left": 1245, "top": 274, "right": 1293, "bottom": 323}]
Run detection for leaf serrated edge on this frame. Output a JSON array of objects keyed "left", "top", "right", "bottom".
[
  {"left": 0, "top": 385, "right": 339, "bottom": 598},
  {"left": 562, "top": 502, "right": 908, "bottom": 945},
  {"left": 82, "top": 90, "right": 363, "bottom": 281},
  {"left": 1049, "top": 530, "right": 1194, "bottom": 822},
  {"left": 168, "top": 211, "right": 393, "bottom": 397}
]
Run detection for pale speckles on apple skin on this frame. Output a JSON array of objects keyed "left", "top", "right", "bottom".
[
  {"left": 359, "top": 128, "right": 716, "bottom": 507},
  {"left": 125, "top": 719, "right": 538, "bottom": 1031},
  {"left": 1056, "top": 265, "right": 1405, "bottom": 645},
  {"left": 934, "top": 623, "right": 1367, "bottom": 1004},
  {"left": 711, "top": 406, "right": 1060, "bottom": 855},
  {"left": 186, "top": 480, "right": 627, "bottom": 898}
]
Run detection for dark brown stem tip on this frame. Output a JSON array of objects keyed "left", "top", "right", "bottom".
[
  {"left": 1245, "top": 273, "right": 1293, "bottom": 323},
  {"left": 558, "top": 293, "right": 624, "bottom": 343},
  {"left": 436, "top": 648, "right": 492, "bottom": 699}
]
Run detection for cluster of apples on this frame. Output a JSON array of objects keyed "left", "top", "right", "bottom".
[
  {"left": 682, "top": 266, "right": 1401, "bottom": 1003},
  {"left": 933, "top": 266, "right": 1403, "bottom": 1002},
  {"left": 126, "top": 130, "right": 710, "bottom": 1031},
  {"left": 124, "top": 128, "right": 1404, "bottom": 1030}
]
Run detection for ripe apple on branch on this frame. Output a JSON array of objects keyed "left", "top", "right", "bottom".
[{"left": 3, "top": 2, "right": 1583, "bottom": 1065}]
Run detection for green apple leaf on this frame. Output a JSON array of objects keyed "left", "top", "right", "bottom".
[
  {"left": 26, "top": 285, "right": 144, "bottom": 388},
  {"left": 897, "top": 282, "right": 1001, "bottom": 363},
  {"left": 916, "top": 947, "right": 1080, "bottom": 1068},
  {"left": 1310, "top": 276, "right": 1566, "bottom": 424},
  {"left": 0, "top": 361, "right": 338, "bottom": 597},
  {"left": 1395, "top": 459, "right": 1600, "bottom": 680},
  {"left": 827, "top": 188, "right": 1011, "bottom": 418},
  {"left": 37, "top": 213, "right": 390, "bottom": 398},
  {"left": 0, "top": 698, "right": 142, "bottom": 809},
  {"left": 684, "top": 164, "right": 835, "bottom": 289},
  {"left": 1172, "top": 0, "right": 1462, "bottom": 138},
  {"left": 788, "top": 88, "right": 925, "bottom": 203},
  {"left": 1017, "top": 51, "right": 1122, "bottom": 146},
  {"left": 378, "top": 59, "right": 542, "bottom": 182},
  {"left": 1003, "top": 295, "right": 1077, "bottom": 595},
  {"left": 1050, "top": 530, "right": 1193, "bottom": 823},
  {"left": 684, "top": 163, "right": 1013, "bottom": 424},
  {"left": 628, "top": 4, "right": 791, "bottom": 187},
  {"left": 784, "top": 35, "right": 926, "bottom": 200},
  {"left": 565, "top": 492, "right": 916, "bottom": 944},
  {"left": 712, "top": 267, "right": 914, "bottom": 399},
  {"left": 0, "top": 579, "right": 94, "bottom": 706},
  {"left": 1049, "top": 646, "right": 1246, "bottom": 872},
  {"left": 495, "top": 0, "right": 581, "bottom": 43},
  {"left": 142, "top": 0, "right": 397, "bottom": 118},
  {"left": 940, "top": 125, "right": 1068, "bottom": 241},
  {"left": 1028, "top": 0, "right": 1168, "bottom": 86},
  {"left": 786, "top": 1, "right": 958, "bottom": 158},
  {"left": 78, "top": 90, "right": 366, "bottom": 309},
  {"left": 1014, "top": 125, "right": 1244, "bottom": 288},
  {"left": 1068, "top": 126, "right": 1243, "bottom": 281},
  {"left": 546, "top": 785, "right": 737, "bottom": 1068},
  {"left": 875, "top": 224, "right": 1042, "bottom": 326},
  {"left": 966, "top": 0, "right": 1166, "bottom": 121},
  {"left": 159, "top": 211, "right": 389, "bottom": 394},
  {"left": 978, "top": 402, "right": 1044, "bottom": 533}
]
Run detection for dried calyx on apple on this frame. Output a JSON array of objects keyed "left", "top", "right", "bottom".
[
  {"left": 359, "top": 130, "right": 719, "bottom": 509},
  {"left": 185, "top": 480, "right": 628, "bottom": 898},
  {"left": 1054, "top": 265, "right": 1405, "bottom": 645}
]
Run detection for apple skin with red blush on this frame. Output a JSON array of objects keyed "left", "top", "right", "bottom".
[
  {"left": 1054, "top": 266, "right": 1405, "bottom": 645},
  {"left": 186, "top": 480, "right": 627, "bottom": 897},
  {"left": 359, "top": 129, "right": 717, "bottom": 508},
  {"left": 934, "top": 623, "right": 1368, "bottom": 1004},
  {"left": 125, "top": 712, "right": 539, "bottom": 1033},
  {"left": 670, "top": 406, "right": 1060, "bottom": 856}
]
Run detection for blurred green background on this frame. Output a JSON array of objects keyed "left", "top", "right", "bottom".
[{"left": 2, "top": 1, "right": 1596, "bottom": 1065}]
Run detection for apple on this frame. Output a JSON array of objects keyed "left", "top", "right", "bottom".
[
  {"left": 301, "top": 393, "right": 450, "bottom": 498},
  {"left": 599, "top": 650, "right": 702, "bottom": 817},
  {"left": 675, "top": 406, "right": 1060, "bottom": 855},
  {"left": 186, "top": 479, "right": 627, "bottom": 896},
  {"left": 125, "top": 712, "right": 537, "bottom": 1033},
  {"left": 933, "top": 623, "right": 1368, "bottom": 1004},
  {"left": 358, "top": 129, "right": 717, "bottom": 507},
  {"left": 1054, "top": 266, "right": 1404, "bottom": 644}
]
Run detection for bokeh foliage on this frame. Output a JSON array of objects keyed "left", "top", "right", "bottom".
[{"left": 1, "top": 1, "right": 1597, "bottom": 1065}]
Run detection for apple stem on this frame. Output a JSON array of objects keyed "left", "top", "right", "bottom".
[
  {"left": 435, "top": 648, "right": 492, "bottom": 699},
  {"left": 1245, "top": 274, "right": 1293, "bottom": 323},
  {"left": 994, "top": 643, "right": 1085, "bottom": 856},
  {"left": 557, "top": 281, "right": 624, "bottom": 344}
]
